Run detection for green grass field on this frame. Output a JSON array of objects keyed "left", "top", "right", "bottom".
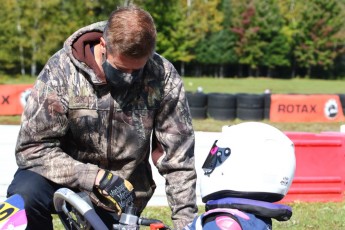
[
  {"left": 183, "top": 77, "right": 345, "bottom": 94},
  {"left": 2, "top": 75, "right": 345, "bottom": 94},
  {"left": 2, "top": 76, "right": 345, "bottom": 229}
]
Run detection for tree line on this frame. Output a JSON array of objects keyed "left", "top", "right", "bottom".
[{"left": 1, "top": 0, "right": 345, "bottom": 79}]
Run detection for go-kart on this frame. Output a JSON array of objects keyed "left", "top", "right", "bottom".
[
  {"left": 0, "top": 194, "right": 27, "bottom": 230},
  {"left": 53, "top": 188, "right": 171, "bottom": 230},
  {"left": 0, "top": 188, "right": 170, "bottom": 230}
]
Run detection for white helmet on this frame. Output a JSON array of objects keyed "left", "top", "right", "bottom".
[{"left": 200, "top": 122, "right": 296, "bottom": 203}]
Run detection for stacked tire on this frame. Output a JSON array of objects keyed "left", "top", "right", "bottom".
[
  {"left": 339, "top": 94, "right": 345, "bottom": 116},
  {"left": 207, "top": 93, "right": 236, "bottom": 120},
  {"left": 186, "top": 92, "right": 207, "bottom": 119},
  {"left": 264, "top": 93, "right": 271, "bottom": 120},
  {"left": 236, "top": 93, "right": 265, "bottom": 121}
]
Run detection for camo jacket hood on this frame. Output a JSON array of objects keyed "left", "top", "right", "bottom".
[{"left": 15, "top": 21, "right": 197, "bottom": 229}]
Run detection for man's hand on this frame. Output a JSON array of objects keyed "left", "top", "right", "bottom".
[{"left": 94, "top": 170, "right": 135, "bottom": 214}]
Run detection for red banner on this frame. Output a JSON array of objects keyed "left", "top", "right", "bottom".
[
  {"left": 270, "top": 94, "right": 344, "bottom": 122},
  {"left": 0, "top": 84, "right": 33, "bottom": 115}
]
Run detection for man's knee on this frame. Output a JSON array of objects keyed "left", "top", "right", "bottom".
[
  {"left": 7, "top": 169, "right": 55, "bottom": 211},
  {"left": 7, "top": 169, "right": 57, "bottom": 229}
]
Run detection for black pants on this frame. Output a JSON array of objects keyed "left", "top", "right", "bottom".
[{"left": 7, "top": 169, "right": 117, "bottom": 230}]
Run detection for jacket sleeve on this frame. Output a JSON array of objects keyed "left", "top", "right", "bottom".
[
  {"left": 15, "top": 53, "right": 99, "bottom": 192},
  {"left": 153, "top": 62, "right": 198, "bottom": 229}
]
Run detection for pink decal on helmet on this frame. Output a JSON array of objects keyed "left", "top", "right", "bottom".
[{"left": 210, "top": 146, "right": 218, "bottom": 155}]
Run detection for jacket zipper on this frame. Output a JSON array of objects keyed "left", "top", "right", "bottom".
[{"left": 105, "top": 99, "right": 114, "bottom": 168}]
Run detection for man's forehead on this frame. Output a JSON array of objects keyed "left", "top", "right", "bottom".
[{"left": 108, "top": 53, "right": 148, "bottom": 71}]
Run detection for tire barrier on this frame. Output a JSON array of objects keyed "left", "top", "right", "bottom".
[
  {"left": 207, "top": 93, "right": 236, "bottom": 120},
  {"left": 264, "top": 93, "right": 271, "bottom": 119},
  {"left": 236, "top": 93, "right": 264, "bottom": 121},
  {"left": 188, "top": 93, "right": 345, "bottom": 121},
  {"left": 339, "top": 94, "right": 345, "bottom": 116},
  {"left": 187, "top": 92, "right": 266, "bottom": 121},
  {"left": 186, "top": 92, "right": 207, "bottom": 119}
]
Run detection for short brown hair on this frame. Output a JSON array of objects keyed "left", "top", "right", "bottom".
[{"left": 103, "top": 5, "right": 157, "bottom": 59}]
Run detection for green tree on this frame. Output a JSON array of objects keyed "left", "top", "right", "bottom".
[
  {"left": 141, "top": 0, "right": 223, "bottom": 76},
  {"left": 256, "top": 0, "right": 291, "bottom": 77},
  {"left": 0, "top": 0, "right": 22, "bottom": 74},
  {"left": 195, "top": 0, "right": 237, "bottom": 77},
  {"left": 0, "top": 0, "right": 122, "bottom": 77},
  {"left": 230, "top": 0, "right": 291, "bottom": 77},
  {"left": 196, "top": 30, "right": 237, "bottom": 77},
  {"left": 230, "top": 0, "right": 263, "bottom": 76},
  {"left": 291, "top": 0, "right": 345, "bottom": 77}
]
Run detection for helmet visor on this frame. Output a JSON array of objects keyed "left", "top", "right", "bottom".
[{"left": 202, "top": 140, "right": 231, "bottom": 176}]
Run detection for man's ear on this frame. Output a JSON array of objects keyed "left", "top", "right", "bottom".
[{"left": 100, "top": 37, "right": 106, "bottom": 53}]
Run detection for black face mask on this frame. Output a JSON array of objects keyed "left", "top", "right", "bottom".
[{"left": 102, "top": 60, "right": 142, "bottom": 90}]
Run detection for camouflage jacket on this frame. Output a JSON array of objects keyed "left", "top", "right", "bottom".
[{"left": 15, "top": 21, "right": 197, "bottom": 229}]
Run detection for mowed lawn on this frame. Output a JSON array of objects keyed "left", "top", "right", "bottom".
[
  {"left": 2, "top": 77, "right": 345, "bottom": 229},
  {"left": 183, "top": 77, "right": 345, "bottom": 94}
]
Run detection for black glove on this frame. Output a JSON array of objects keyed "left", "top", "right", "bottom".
[{"left": 95, "top": 170, "right": 135, "bottom": 214}]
